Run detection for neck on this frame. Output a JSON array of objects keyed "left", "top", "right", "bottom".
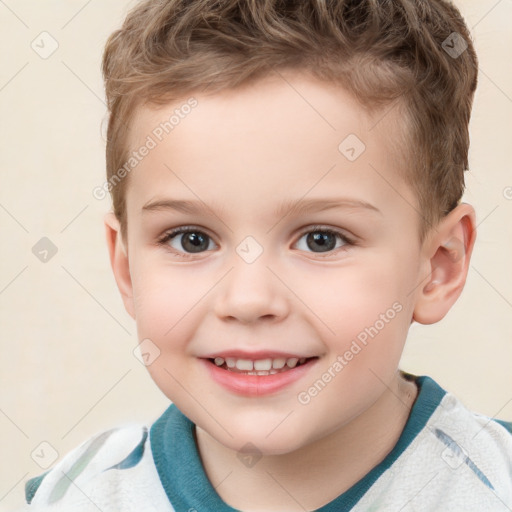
[{"left": 195, "top": 371, "right": 418, "bottom": 512}]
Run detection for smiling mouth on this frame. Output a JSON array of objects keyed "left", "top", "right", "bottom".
[{"left": 206, "top": 356, "right": 318, "bottom": 375}]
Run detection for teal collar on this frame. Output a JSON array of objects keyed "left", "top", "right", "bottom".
[{"left": 150, "top": 374, "right": 446, "bottom": 511}]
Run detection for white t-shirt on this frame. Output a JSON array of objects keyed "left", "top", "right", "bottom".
[{"left": 20, "top": 374, "right": 512, "bottom": 511}]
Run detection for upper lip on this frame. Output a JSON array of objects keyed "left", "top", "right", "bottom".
[{"left": 201, "top": 350, "right": 319, "bottom": 360}]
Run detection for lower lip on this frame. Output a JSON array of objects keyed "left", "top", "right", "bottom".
[{"left": 200, "top": 358, "right": 319, "bottom": 397}]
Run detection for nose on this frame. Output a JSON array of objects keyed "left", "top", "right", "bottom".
[{"left": 213, "top": 254, "right": 290, "bottom": 324}]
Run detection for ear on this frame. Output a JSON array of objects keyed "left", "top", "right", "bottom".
[
  {"left": 104, "top": 212, "right": 135, "bottom": 320},
  {"left": 412, "top": 203, "right": 477, "bottom": 325}
]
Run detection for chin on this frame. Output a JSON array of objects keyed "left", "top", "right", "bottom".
[{"left": 218, "top": 422, "right": 309, "bottom": 456}]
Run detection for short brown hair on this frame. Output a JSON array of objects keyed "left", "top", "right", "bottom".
[{"left": 101, "top": 0, "right": 478, "bottom": 245}]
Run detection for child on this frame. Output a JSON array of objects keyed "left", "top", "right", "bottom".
[{"left": 21, "top": 0, "right": 512, "bottom": 510}]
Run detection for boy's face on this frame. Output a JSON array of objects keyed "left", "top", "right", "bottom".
[{"left": 111, "top": 72, "right": 437, "bottom": 454}]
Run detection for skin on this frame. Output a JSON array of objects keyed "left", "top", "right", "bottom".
[{"left": 104, "top": 70, "right": 476, "bottom": 511}]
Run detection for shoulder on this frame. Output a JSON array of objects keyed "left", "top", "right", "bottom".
[
  {"left": 23, "top": 422, "right": 170, "bottom": 511},
  {"left": 448, "top": 395, "right": 512, "bottom": 448},
  {"left": 408, "top": 376, "right": 512, "bottom": 475},
  {"left": 422, "top": 390, "right": 512, "bottom": 501},
  {"left": 493, "top": 418, "right": 512, "bottom": 435},
  {"left": 431, "top": 389, "right": 512, "bottom": 460},
  {"left": 358, "top": 376, "right": 512, "bottom": 511},
  {"left": 411, "top": 375, "right": 512, "bottom": 454},
  {"left": 463, "top": 407, "right": 512, "bottom": 458}
]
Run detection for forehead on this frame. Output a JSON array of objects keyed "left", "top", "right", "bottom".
[
  {"left": 128, "top": 72, "right": 378, "bottom": 150},
  {"left": 124, "top": 72, "right": 413, "bottom": 221}
]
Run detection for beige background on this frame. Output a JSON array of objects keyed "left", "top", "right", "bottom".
[{"left": 1, "top": 1, "right": 511, "bottom": 510}]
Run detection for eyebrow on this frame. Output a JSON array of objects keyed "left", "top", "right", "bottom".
[{"left": 142, "top": 197, "right": 382, "bottom": 217}]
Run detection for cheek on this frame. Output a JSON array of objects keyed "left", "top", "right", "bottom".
[
  {"left": 309, "top": 252, "right": 415, "bottom": 376},
  {"left": 316, "top": 256, "right": 407, "bottom": 330},
  {"left": 130, "top": 261, "right": 202, "bottom": 395},
  {"left": 130, "top": 259, "right": 200, "bottom": 341}
]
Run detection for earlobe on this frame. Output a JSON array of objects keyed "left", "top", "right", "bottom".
[
  {"left": 103, "top": 212, "right": 136, "bottom": 320},
  {"left": 412, "top": 203, "right": 477, "bottom": 325}
]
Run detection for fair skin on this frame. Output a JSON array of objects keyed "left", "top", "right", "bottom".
[{"left": 104, "top": 71, "right": 476, "bottom": 511}]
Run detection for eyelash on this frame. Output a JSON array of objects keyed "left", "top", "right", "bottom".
[{"left": 156, "top": 225, "right": 356, "bottom": 259}]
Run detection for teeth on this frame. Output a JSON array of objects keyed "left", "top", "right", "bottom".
[
  {"left": 254, "top": 359, "right": 272, "bottom": 371},
  {"left": 212, "top": 356, "right": 312, "bottom": 371},
  {"left": 272, "top": 358, "right": 286, "bottom": 369},
  {"left": 235, "top": 359, "right": 253, "bottom": 371},
  {"left": 247, "top": 370, "right": 279, "bottom": 375},
  {"left": 286, "top": 357, "right": 299, "bottom": 368}
]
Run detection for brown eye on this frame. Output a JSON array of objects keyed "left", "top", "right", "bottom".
[
  {"left": 177, "top": 231, "right": 210, "bottom": 253},
  {"left": 304, "top": 231, "right": 338, "bottom": 252},
  {"left": 158, "top": 227, "right": 216, "bottom": 256},
  {"left": 294, "top": 226, "right": 353, "bottom": 256}
]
